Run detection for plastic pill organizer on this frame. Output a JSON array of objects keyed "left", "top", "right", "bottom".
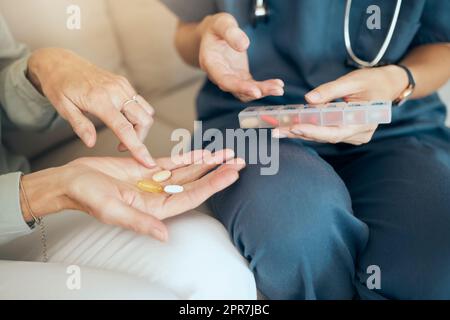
[{"left": 239, "top": 101, "right": 392, "bottom": 129}]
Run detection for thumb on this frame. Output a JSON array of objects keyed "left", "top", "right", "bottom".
[
  {"left": 305, "top": 75, "right": 362, "bottom": 104},
  {"left": 212, "top": 13, "right": 250, "bottom": 52}
]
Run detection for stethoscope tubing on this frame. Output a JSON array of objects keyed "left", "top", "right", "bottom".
[
  {"left": 253, "top": 0, "right": 403, "bottom": 68},
  {"left": 344, "top": 0, "right": 402, "bottom": 68}
]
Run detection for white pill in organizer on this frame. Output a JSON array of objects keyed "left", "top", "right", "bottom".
[{"left": 238, "top": 101, "right": 392, "bottom": 129}]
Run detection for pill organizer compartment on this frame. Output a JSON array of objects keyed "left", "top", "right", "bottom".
[
  {"left": 258, "top": 106, "right": 281, "bottom": 128},
  {"left": 322, "top": 103, "right": 345, "bottom": 126},
  {"left": 278, "top": 105, "right": 301, "bottom": 127},
  {"left": 300, "top": 105, "right": 322, "bottom": 125},
  {"left": 367, "top": 101, "right": 392, "bottom": 124},
  {"left": 239, "top": 107, "right": 261, "bottom": 128},
  {"left": 344, "top": 105, "right": 368, "bottom": 125}
]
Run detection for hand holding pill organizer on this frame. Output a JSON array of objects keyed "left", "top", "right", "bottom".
[{"left": 239, "top": 101, "right": 392, "bottom": 129}]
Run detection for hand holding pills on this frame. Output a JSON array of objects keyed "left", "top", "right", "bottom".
[
  {"left": 272, "top": 66, "right": 409, "bottom": 145},
  {"left": 25, "top": 150, "right": 245, "bottom": 242}
]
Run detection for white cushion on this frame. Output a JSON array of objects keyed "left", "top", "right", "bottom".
[
  {"left": 0, "top": 210, "right": 256, "bottom": 300},
  {"left": 0, "top": 261, "right": 178, "bottom": 300}
]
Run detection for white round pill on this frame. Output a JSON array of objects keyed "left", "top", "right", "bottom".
[
  {"left": 152, "top": 170, "right": 172, "bottom": 183},
  {"left": 164, "top": 185, "right": 184, "bottom": 194}
]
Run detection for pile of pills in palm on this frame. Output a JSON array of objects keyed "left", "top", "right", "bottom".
[{"left": 137, "top": 170, "right": 184, "bottom": 195}]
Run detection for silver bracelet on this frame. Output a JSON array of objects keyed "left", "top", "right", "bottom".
[{"left": 20, "top": 174, "right": 48, "bottom": 263}]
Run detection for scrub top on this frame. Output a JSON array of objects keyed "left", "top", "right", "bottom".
[{"left": 163, "top": 0, "right": 450, "bottom": 141}]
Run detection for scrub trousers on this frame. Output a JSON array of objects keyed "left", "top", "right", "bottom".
[{"left": 207, "top": 124, "right": 450, "bottom": 300}]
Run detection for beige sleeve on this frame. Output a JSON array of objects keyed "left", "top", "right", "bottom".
[
  {"left": 0, "top": 13, "right": 55, "bottom": 131},
  {"left": 0, "top": 172, "right": 32, "bottom": 246}
]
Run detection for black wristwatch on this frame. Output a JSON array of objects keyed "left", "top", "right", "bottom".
[{"left": 393, "top": 64, "right": 416, "bottom": 106}]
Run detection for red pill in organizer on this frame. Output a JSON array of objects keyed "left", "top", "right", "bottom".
[{"left": 260, "top": 115, "right": 280, "bottom": 126}]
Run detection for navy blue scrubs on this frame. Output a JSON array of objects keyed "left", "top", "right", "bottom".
[{"left": 163, "top": 0, "right": 450, "bottom": 299}]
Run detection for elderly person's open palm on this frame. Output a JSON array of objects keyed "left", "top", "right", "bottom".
[{"left": 21, "top": 150, "right": 245, "bottom": 242}]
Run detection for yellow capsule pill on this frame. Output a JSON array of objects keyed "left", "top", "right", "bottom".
[
  {"left": 152, "top": 170, "right": 172, "bottom": 183},
  {"left": 137, "top": 180, "right": 163, "bottom": 193}
]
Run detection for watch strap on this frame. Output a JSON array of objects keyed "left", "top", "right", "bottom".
[
  {"left": 397, "top": 64, "right": 416, "bottom": 88},
  {"left": 393, "top": 64, "right": 416, "bottom": 106}
]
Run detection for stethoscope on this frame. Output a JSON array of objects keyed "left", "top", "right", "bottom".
[{"left": 252, "top": 0, "right": 403, "bottom": 68}]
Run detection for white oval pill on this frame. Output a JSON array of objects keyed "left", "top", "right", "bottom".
[
  {"left": 152, "top": 170, "right": 172, "bottom": 183},
  {"left": 164, "top": 185, "right": 184, "bottom": 194}
]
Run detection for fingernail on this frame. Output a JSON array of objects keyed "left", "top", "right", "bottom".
[
  {"left": 228, "top": 27, "right": 249, "bottom": 51},
  {"left": 118, "top": 144, "right": 127, "bottom": 152},
  {"left": 306, "top": 91, "right": 321, "bottom": 102},
  {"left": 144, "top": 154, "right": 156, "bottom": 167},
  {"left": 270, "top": 88, "right": 284, "bottom": 96},
  {"left": 272, "top": 130, "right": 287, "bottom": 139},
  {"left": 154, "top": 228, "right": 168, "bottom": 242},
  {"left": 234, "top": 158, "right": 247, "bottom": 166},
  {"left": 82, "top": 132, "right": 93, "bottom": 146},
  {"left": 238, "top": 39, "right": 249, "bottom": 51},
  {"left": 223, "top": 149, "right": 236, "bottom": 161},
  {"left": 291, "top": 129, "right": 305, "bottom": 136}
]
